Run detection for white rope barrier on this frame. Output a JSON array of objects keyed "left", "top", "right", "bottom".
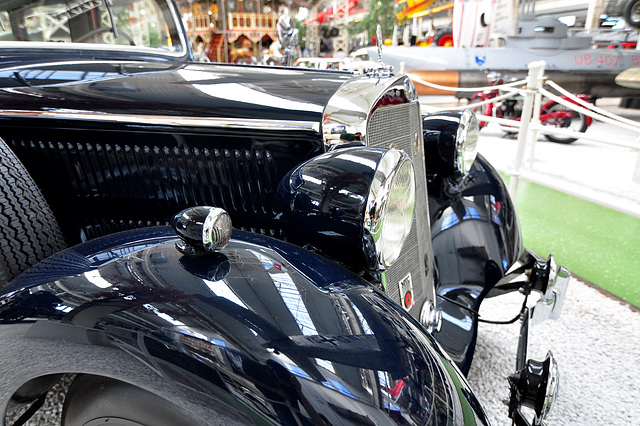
[
  {"left": 474, "top": 114, "right": 522, "bottom": 128},
  {"left": 527, "top": 123, "right": 640, "bottom": 149},
  {"left": 421, "top": 90, "right": 522, "bottom": 113},
  {"left": 411, "top": 76, "right": 527, "bottom": 94},
  {"left": 416, "top": 60, "right": 640, "bottom": 215},
  {"left": 547, "top": 80, "right": 640, "bottom": 132},
  {"left": 538, "top": 87, "right": 640, "bottom": 143},
  {"left": 475, "top": 95, "right": 640, "bottom": 149},
  {"left": 418, "top": 74, "right": 640, "bottom": 150}
]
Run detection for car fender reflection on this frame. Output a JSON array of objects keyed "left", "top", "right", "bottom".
[{"left": 2, "top": 236, "right": 479, "bottom": 425}]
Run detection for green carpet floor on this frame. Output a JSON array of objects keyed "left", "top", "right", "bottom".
[{"left": 509, "top": 178, "right": 640, "bottom": 308}]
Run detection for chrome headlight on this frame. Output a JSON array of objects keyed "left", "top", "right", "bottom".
[
  {"left": 423, "top": 109, "right": 479, "bottom": 177},
  {"left": 278, "top": 146, "right": 416, "bottom": 272},
  {"left": 365, "top": 149, "right": 415, "bottom": 268},
  {"left": 457, "top": 109, "right": 479, "bottom": 174}
]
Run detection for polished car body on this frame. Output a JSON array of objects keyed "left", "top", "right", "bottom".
[
  {"left": 0, "top": 1, "right": 566, "bottom": 425},
  {"left": 1, "top": 227, "right": 489, "bottom": 425}
]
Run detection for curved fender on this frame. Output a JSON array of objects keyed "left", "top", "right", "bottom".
[
  {"left": 429, "top": 154, "right": 522, "bottom": 374},
  {"left": 0, "top": 228, "right": 489, "bottom": 425}
]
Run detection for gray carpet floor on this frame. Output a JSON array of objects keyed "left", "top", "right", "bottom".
[{"left": 468, "top": 276, "right": 640, "bottom": 425}]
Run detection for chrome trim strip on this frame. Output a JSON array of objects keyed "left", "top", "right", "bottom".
[
  {"left": 166, "top": 0, "right": 191, "bottom": 55},
  {"left": 0, "top": 109, "right": 320, "bottom": 132},
  {"left": 0, "top": 42, "right": 188, "bottom": 58},
  {"left": 0, "top": 60, "right": 152, "bottom": 71}
]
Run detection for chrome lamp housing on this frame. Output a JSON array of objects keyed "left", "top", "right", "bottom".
[
  {"left": 530, "top": 255, "right": 571, "bottom": 325},
  {"left": 422, "top": 109, "right": 479, "bottom": 178},
  {"left": 278, "top": 146, "right": 416, "bottom": 272},
  {"left": 509, "top": 350, "right": 560, "bottom": 426},
  {"left": 171, "top": 206, "right": 233, "bottom": 255}
]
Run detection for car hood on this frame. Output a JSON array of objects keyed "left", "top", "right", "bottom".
[{"left": 0, "top": 61, "right": 353, "bottom": 123}]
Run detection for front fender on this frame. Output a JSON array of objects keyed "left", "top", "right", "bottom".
[
  {"left": 0, "top": 228, "right": 488, "bottom": 425},
  {"left": 428, "top": 154, "right": 522, "bottom": 374}
]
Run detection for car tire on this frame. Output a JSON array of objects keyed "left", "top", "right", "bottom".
[
  {"left": 624, "top": 0, "right": 640, "bottom": 29},
  {"left": 0, "top": 137, "right": 66, "bottom": 289},
  {"left": 62, "top": 375, "right": 198, "bottom": 426}
]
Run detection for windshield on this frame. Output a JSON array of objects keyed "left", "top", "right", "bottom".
[{"left": 0, "top": 0, "right": 186, "bottom": 55}]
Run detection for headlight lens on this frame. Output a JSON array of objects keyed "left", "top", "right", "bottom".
[
  {"left": 423, "top": 109, "right": 480, "bottom": 178},
  {"left": 365, "top": 150, "right": 415, "bottom": 268},
  {"left": 278, "top": 147, "right": 416, "bottom": 272},
  {"left": 457, "top": 109, "right": 479, "bottom": 175}
]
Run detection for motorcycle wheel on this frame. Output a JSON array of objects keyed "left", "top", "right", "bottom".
[{"left": 542, "top": 102, "right": 588, "bottom": 144}]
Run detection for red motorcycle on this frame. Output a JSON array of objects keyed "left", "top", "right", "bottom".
[{"left": 471, "top": 73, "right": 592, "bottom": 144}]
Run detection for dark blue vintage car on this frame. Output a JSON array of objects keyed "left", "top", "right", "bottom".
[{"left": 0, "top": 1, "right": 568, "bottom": 425}]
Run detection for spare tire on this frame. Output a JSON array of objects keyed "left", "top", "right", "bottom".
[{"left": 0, "top": 137, "right": 66, "bottom": 289}]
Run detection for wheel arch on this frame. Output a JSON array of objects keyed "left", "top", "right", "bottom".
[{"left": 0, "top": 322, "right": 252, "bottom": 426}]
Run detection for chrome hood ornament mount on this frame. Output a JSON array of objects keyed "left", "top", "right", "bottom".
[
  {"left": 365, "top": 25, "right": 394, "bottom": 78},
  {"left": 278, "top": 15, "right": 299, "bottom": 67}
]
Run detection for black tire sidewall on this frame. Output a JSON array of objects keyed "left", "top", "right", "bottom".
[
  {"left": 624, "top": 0, "right": 640, "bottom": 29},
  {"left": 62, "top": 376, "right": 197, "bottom": 426}
]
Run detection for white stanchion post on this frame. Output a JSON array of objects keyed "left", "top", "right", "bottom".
[
  {"left": 508, "top": 60, "right": 546, "bottom": 198},
  {"left": 527, "top": 79, "right": 543, "bottom": 171}
]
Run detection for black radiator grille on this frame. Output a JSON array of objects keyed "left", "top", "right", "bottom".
[
  {"left": 11, "top": 139, "right": 282, "bottom": 243},
  {"left": 51, "top": 142, "right": 279, "bottom": 212}
]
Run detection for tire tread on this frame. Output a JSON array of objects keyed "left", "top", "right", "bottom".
[{"left": 0, "top": 137, "right": 66, "bottom": 287}]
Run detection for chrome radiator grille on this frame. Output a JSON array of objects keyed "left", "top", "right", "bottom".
[{"left": 367, "top": 101, "right": 435, "bottom": 316}]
